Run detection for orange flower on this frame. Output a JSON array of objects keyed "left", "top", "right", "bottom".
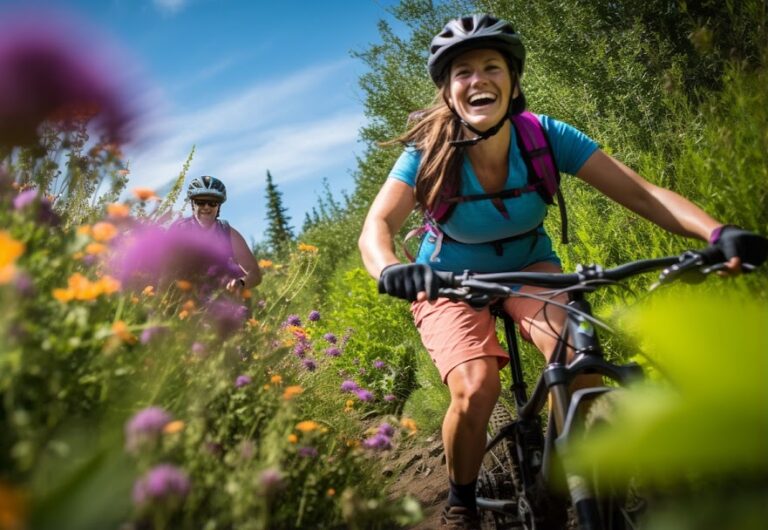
[
  {"left": 116, "top": 169, "right": 130, "bottom": 177},
  {"left": 0, "top": 481, "right": 27, "bottom": 530},
  {"left": 163, "top": 420, "right": 185, "bottom": 434},
  {"left": 52, "top": 288, "right": 74, "bottom": 302},
  {"left": 247, "top": 318, "right": 259, "bottom": 328},
  {"left": 85, "top": 242, "right": 108, "bottom": 255},
  {"left": 91, "top": 221, "right": 118, "bottom": 242},
  {"left": 258, "top": 259, "right": 273, "bottom": 269},
  {"left": 175, "top": 279, "right": 192, "bottom": 291},
  {"left": 96, "top": 275, "right": 121, "bottom": 294},
  {"left": 282, "top": 385, "right": 303, "bottom": 400},
  {"left": 287, "top": 434, "right": 298, "bottom": 444},
  {"left": 400, "top": 418, "right": 418, "bottom": 435},
  {"left": 179, "top": 309, "right": 190, "bottom": 320},
  {"left": 241, "top": 288, "right": 252, "bottom": 300},
  {"left": 142, "top": 285, "right": 155, "bottom": 296},
  {"left": 76, "top": 225, "right": 92, "bottom": 236},
  {"left": 132, "top": 187, "right": 158, "bottom": 201},
  {"left": 182, "top": 299, "right": 196, "bottom": 311},
  {"left": 297, "top": 242, "right": 318, "bottom": 254},
  {"left": 106, "top": 203, "right": 130, "bottom": 218},
  {"left": 111, "top": 320, "right": 137, "bottom": 344},
  {"left": 0, "top": 231, "right": 24, "bottom": 284},
  {"left": 295, "top": 421, "right": 319, "bottom": 433},
  {"left": 327, "top": 488, "right": 336, "bottom": 497},
  {"left": 270, "top": 374, "right": 283, "bottom": 384}
]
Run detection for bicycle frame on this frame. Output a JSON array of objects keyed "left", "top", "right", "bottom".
[{"left": 476, "top": 287, "right": 644, "bottom": 529}]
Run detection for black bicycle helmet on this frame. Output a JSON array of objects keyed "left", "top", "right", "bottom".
[
  {"left": 428, "top": 14, "right": 525, "bottom": 85},
  {"left": 187, "top": 175, "right": 226, "bottom": 203}
]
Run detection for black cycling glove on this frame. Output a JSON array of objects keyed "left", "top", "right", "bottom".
[
  {"left": 378, "top": 263, "right": 440, "bottom": 302},
  {"left": 710, "top": 225, "right": 768, "bottom": 268}
]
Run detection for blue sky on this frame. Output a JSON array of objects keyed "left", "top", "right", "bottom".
[{"left": 9, "top": 0, "right": 404, "bottom": 244}]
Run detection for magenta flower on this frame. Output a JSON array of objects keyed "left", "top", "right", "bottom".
[
  {"left": 0, "top": 10, "right": 135, "bottom": 146},
  {"left": 377, "top": 423, "right": 395, "bottom": 437},
  {"left": 125, "top": 406, "right": 172, "bottom": 453},
  {"left": 340, "top": 380, "right": 359, "bottom": 392},
  {"left": 323, "top": 332, "right": 337, "bottom": 344},
  {"left": 12, "top": 189, "right": 59, "bottom": 225},
  {"left": 373, "top": 360, "right": 386, "bottom": 369},
  {"left": 258, "top": 467, "right": 284, "bottom": 495},
  {"left": 140, "top": 326, "right": 166, "bottom": 345},
  {"left": 191, "top": 342, "right": 207, "bottom": 357},
  {"left": 235, "top": 375, "right": 252, "bottom": 388},
  {"left": 308, "top": 310, "right": 320, "bottom": 322},
  {"left": 325, "top": 347, "right": 341, "bottom": 357},
  {"left": 109, "top": 223, "right": 234, "bottom": 291},
  {"left": 132, "top": 464, "right": 190, "bottom": 509},
  {"left": 383, "top": 394, "right": 396, "bottom": 402},
  {"left": 354, "top": 389, "right": 374, "bottom": 402},
  {"left": 293, "top": 342, "right": 308, "bottom": 358}
]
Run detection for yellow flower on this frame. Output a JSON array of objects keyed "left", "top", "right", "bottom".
[
  {"left": 295, "top": 421, "right": 319, "bottom": 433},
  {"left": 270, "top": 374, "right": 283, "bottom": 384},
  {"left": 132, "top": 187, "right": 158, "bottom": 201},
  {"left": 175, "top": 279, "right": 192, "bottom": 291},
  {"left": 163, "top": 420, "right": 185, "bottom": 434},
  {"left": 85, "top": 242, "right": 108, "bottom": 255},
  {"left": 0, "top": 231, "right": 24, "bottom": 284},
  {"left": 263, "top": 384, "right": 271, "bottom": 390},
  {"left": 106, "top": 202, "right": 130, "bottom": 218},
  {"left": 282, "top": 385, "right": 303, "bottom": 400},
  {"left": 297, "top": 242, "right": 318, "bottom": 254},
  {"left": 91, "top": 221, "right": 118, "bottom": 242},
  {"left": 52, "top": 288, "right": 74, "bottom": 302},
  {"left": 287, "top": 433, "right": 298, "bottom": 444},
  {"left": 258, "top": 258, "right": 273, "bottom": 269},
  {"left": 76, "top": 225, "right": 92, "bottom": 236}
]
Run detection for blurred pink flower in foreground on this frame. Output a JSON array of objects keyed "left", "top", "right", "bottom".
[{"left": 0, "top": 8, "right": 136, "bottom": 146}]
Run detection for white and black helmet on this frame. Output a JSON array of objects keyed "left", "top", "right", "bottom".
[
  {"left": 187, "top": 175, "right": 226, "bottom": 203},
  {"left": 428, "top": 14, "right": 526, "bottom": 85}
]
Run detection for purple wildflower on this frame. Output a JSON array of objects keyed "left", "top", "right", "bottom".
[
  {"left": 298, "top": 446, "right": 318, "bottom": 458},
  {"left": 307, "top": 310, "right": 320, "bottom": 322},
  {"left": 358, "top": 368, "right": 367, "bottom": 376},
  {"left": 325, "top": 347, "right": 341, "bottom": 357},
  {"left": 293, "top": 342, "right": 308, "bottom": 358},
  {"left": 377, "top": 422, "right": 396, "bottom": 437},
  {"left": 12, "top": 189, "right": 38, "bottom": 210},
  {"left": 206, "top": 298, "right": 248, "bottom": 338},
  {"left": 383, "top": 394, "right": 397, "bottom": 402},
  {"left": 110, "top": 224, "right": 233, "bottom": 291},
  {"left": 373, "top": 360, "right": 386, "bottom": 369},
  {"left": 258, "top": 467, "right": 284, "bottom": 495},
  {"left": 140, "top": 325, "right": 165, "bottom": 345},
  {"left": 301, "top": 358, "right": 317, "bottom": 372},
  {"left": 363, "top": 433, "right": 392, "bottom": 451},
  {"left": 191, "top": 341, "right": 207, "bottom": 357},
  {"left": 323, "top": 332, "right": 337, "bottom": 344},
  {"left": 354, "top": 389, "right": 374, "bottom": 402},
  {"left": 235, "top": 375, "right": 252, "bottom": 388},
  {"left": 0, "top": 10, "right": 135, "bottom": 146},
  {"left": 340, "top": 380, "right": 359, "bottom": 392},
  {"left": 256, "top": 299, "right": 267, "bottom": 309},
  {"left": 132, "top": 464, "right": 190, "bottom": 508},
  {"left": 12, "top": 189, "right": 58, "bottom": 225},
  {"left": 124, "top": 406, "right": 172, "bottom": 453},
  {"left": 285, "top": 314, "right": 302, "bottom": 327},
  {"left": 203, "top": 441, "right": 223, "bottom": 457}
]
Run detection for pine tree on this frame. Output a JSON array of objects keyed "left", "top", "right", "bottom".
[{"left": 263, "top": 170, "right": 294, "bottom": 256}]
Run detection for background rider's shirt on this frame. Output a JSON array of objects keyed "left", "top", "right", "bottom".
[{"left": 388, "top": 114, "right": 598, "bottom": 273}]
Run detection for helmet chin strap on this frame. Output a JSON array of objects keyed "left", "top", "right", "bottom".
[{"left": 443, "top": 93, "right": 509, "bottom": 147}]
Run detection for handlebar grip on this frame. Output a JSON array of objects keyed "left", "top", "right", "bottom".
[
  {"left": 434, "top": 270, "right": 456, "bottom": 287},
  {"left": 697, "top": 245, "right": 725, "bottom": 265}
]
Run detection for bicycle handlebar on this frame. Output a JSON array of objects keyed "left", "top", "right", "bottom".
[{"left": 433, "top": 245, "right": 762, "bottom": 302}]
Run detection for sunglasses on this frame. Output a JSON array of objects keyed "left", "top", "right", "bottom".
[{"left": 193, "top": 199, "right": 221, "bottom": 208}]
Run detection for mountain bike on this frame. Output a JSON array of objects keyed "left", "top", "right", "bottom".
[{"left": 430, "top": 245, "right": 766, "bottom": 530}]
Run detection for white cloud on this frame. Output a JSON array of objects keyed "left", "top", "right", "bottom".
[{"left": 153, "top": 0, "right": 187, "bottom": 14}]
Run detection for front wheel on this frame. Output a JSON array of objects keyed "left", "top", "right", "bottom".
[{"left": 583, "top": 390, "right": 649, "bottom": 530}]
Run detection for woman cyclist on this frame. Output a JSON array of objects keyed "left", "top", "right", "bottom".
[
  {"left": 175, "top": 175, "right": 262, "bottom": 292},
  {"left": 358, "top": 14, "right": 763, "bottom": 529}
]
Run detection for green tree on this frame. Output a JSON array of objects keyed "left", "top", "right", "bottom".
[{"left": 263, "top": 169, "right": 294, "bottom": 256}]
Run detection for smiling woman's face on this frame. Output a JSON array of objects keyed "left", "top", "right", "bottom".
[
  {"left": 192, "top": 197, "right": 220, "bottom": 227},
  {"left": 448, "top": 48, "right": 514, "bottom": 132}
]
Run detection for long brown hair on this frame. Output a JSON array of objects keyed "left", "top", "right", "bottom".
[{"left": 383, "top": 83, "right": 464, "bottom": 213}]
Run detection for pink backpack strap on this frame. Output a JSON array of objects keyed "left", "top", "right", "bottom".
[{"left": 511, "top": 111, "right": 558, "bottom": 200}]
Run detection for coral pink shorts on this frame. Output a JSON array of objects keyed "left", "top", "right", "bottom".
[{"left": 411, "top": 297, "right": 512, "bottom": 383}]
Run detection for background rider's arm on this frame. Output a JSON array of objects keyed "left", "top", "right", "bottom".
[
  {"left": 230, "top": 228, "right": 262, "bottom": 288},
  {"left": 359, "top": 178, "right": 417, "bottom": 279},
  {"left": 576, "top": 149, "right": 723, "bottom": 241}
]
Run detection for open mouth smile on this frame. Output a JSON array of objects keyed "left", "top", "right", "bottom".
[{"left": 468, "top": 91, "right": 498, "bottom": 107}]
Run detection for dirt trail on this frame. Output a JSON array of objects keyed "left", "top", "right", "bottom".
[{"left": 387, "top": 433, "right": 448, "bottom": 529}]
